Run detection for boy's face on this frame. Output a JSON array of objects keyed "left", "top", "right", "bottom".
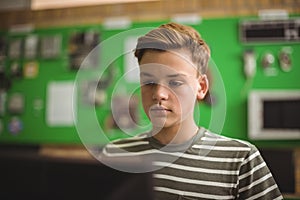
[{"left": 139, "top": 50, "right": 208, "bottom": 128}]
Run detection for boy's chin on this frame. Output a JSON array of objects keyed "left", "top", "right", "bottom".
[
  {"left": 151, "top": 120, "right": 167, "bottom": 129},
  {"left": 149, "top": 113, "right": 167, "bottom": 126}
]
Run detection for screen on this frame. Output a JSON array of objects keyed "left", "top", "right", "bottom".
[{"left": 263, "top": 99, "right": 300, "bottom": 129}]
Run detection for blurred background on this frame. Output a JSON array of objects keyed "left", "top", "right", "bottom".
[{"left": 0, "top": 0, "right": 299, "bottom": 199}]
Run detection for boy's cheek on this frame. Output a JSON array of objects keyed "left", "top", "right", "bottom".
[{"left": 140, "top": 91, "right": 151, "bottom": 101}]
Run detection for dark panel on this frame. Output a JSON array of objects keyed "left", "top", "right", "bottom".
[{"left": 259, "top": 148, "right": 295, "bottom": 194}]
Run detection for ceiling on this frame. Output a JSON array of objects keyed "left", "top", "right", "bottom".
[{"left": 0, "top": 0, "right": 158, "bottom": 11}]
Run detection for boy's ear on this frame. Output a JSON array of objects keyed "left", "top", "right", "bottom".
[{"left": 197, "top": 75, "right": 209, "bottom": 101}]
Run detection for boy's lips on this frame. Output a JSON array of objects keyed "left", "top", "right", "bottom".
[{"left": 149, "top": 105, "right": 172, "bottom": 115}]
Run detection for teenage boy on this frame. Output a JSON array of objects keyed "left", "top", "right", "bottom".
[{"left": 100, "top": 22, "right": 283, "bottom": 200}]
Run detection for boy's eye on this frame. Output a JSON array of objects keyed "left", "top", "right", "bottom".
[
  {"left": 141, "top": 80, "right": 184, "bottom": 87},
  {"left": 142, "top": 80, "right": 157, "bottom": 86},
  {"left": 169, "top": 80, "right": 183, "bottom": 87}
]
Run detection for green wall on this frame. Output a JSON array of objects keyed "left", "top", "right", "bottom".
[{"left": 0, "top": 17, "right": 299, "bottom": 147}]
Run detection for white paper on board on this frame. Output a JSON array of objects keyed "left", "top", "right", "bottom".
[{"left": 46, "top": 81, "right": 76, "bottom": 126}]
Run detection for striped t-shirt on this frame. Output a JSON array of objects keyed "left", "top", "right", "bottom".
[{"left": 100, "top": 127, "right": 283, "bottom": 200}]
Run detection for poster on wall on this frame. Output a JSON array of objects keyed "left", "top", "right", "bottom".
[{"left": 46, "top": 81, "right": 76, "bottom": 126}]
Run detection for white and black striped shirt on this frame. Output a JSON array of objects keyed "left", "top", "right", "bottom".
[{"left": 101, "top": 127, "right": 283, "bottom": 200}]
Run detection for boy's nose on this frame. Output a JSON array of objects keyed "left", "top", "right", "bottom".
[{"left": 152, "top": 84, "right": 169, "bottom": 101}]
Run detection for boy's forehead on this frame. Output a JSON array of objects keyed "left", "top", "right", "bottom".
[
  {"left": 139, "top": 50, "right": 198, "bottom": 77},
  {"left": 140, "top": 63, "right": 191, "bottom": 77}
]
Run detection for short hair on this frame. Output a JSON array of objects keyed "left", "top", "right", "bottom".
[{"left": 134, "top": 22, "right": 210, "bottom": 75}]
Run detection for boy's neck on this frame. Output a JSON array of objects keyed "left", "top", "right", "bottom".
[{"left": 151, "top": 121, "right": 199, "bottom": 145}]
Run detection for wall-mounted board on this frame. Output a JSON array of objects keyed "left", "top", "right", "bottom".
[{"left": 0, "top": 17, "right": 299, "bottom": 148}]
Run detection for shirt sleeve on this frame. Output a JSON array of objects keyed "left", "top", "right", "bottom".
[{"left": 237, "top": 145, "right": 283, "bottom": 200}]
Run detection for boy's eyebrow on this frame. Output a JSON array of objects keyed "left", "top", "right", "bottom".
[
  {"left": 140, "top": 72, "right": 188, "bottom": 78},
  {"left": 167, "top": 73, "right": 188, "bottom": 78},
  {"left": 140, "top": 72, "right": 154, "bottom": 77}
]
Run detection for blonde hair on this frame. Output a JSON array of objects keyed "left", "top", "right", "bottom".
[{"left": 134, "top": 22, "right": 210, "bottom": 74}]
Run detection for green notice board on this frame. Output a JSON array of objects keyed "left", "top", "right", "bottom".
[{"left": 0, "top": 17, "right": 299, "bottom": 147}]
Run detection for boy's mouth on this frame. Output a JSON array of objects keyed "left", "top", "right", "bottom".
[{"left": 150, "top": 105, "right": 172, "bottom": 115}]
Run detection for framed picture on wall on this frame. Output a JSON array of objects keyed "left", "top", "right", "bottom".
[{"left": 248, "top": 89, "right": 300, "bottom": 140}]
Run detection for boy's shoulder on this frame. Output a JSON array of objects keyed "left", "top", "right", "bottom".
[
  {"left": 187, "top": 129, "right": 260, "bottom": 161},
  {"left": 195, "top": 129, "right": 257, "bottom": 151}
]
